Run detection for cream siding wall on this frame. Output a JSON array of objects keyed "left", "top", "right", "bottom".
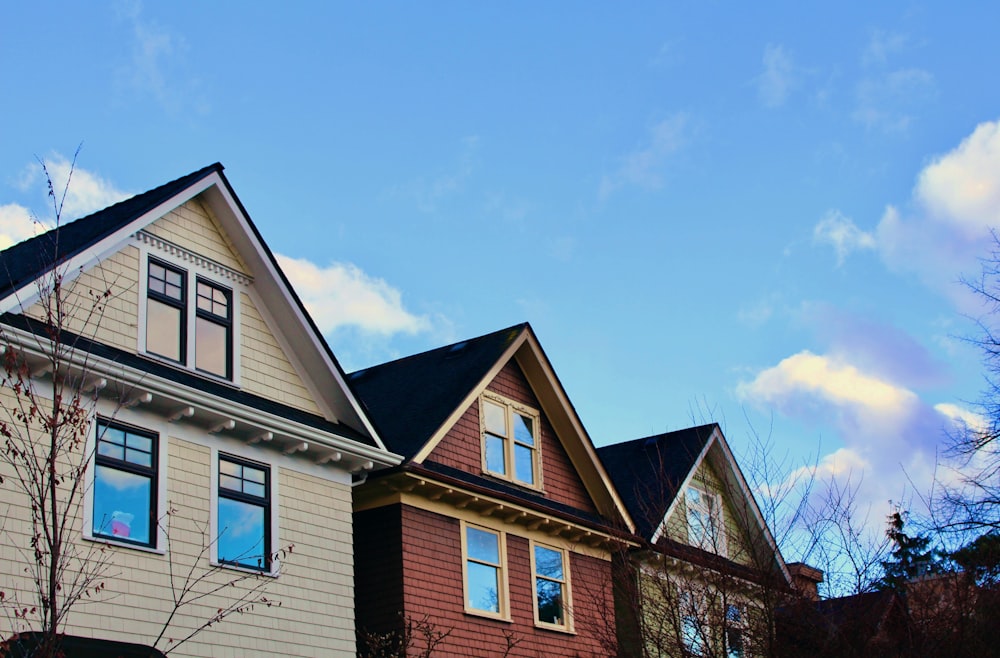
[
  {"left": 23, "top": 245, "right": 140, "bottom": 353},
  {"left": 0, "top": 421, "right": 357, "bottom": 657},
  {"left": 239, "top": 293, "right": 321, "bottom": 415},
  {"left": 664, "top": 461, "right": 753, "bottom": 567},
  {"left": 144, "top": 200, "right": 249, "bottom": 275},
  {"left": 24, "top": 198, "right": 324, "bottom": 417}
]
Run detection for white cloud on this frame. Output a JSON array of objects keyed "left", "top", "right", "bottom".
[
  {"left": 740, "top": 350, "right": 973, "bottom": 517},
  {"left": 1, "top": 154, "right": 129, "bottom": 248},
  {"left": 813, "top": 210, "right": 876, "bottom": 265},
  {"left": 874, "top": 118, "right": 1000, "bottom": 308},
  {"left": 757, "top": 44, "right": 794, "bottom": 108},
  {"left": 115, "top": 1, "right": 209, "bottom": 115},
  {"left": 276, "top": 254, "right": 429, "bottom": 337},
  {"left": 916, "top": 120, "right": 1000, "bottom": 236},
  {"left": 27, "top": 155, "right": 130, "bottom": 221},
  {"left": 600, "top": 113, "right": 690, "bottom": 199},
  {"left": 0, "top": 204, "right": 48, "bottom": 250},
  {"left": 853, "top": 68, "right": 935, "bottom": 133},
  {"left": 934, "top": 402, "right": 986, "bottom": 434}
]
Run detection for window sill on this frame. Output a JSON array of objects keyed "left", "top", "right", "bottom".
[
  {"left": 140, "top": 351, "right": 241, "bottom": 389},
  {"left": 534, "top": 621, "right": 576, "bottom": 635},
  {"left": 482, "top": 471, "right": 545, "bottom": 495},
  {"left": 83, "top": 533, "right": 165, "bottom": 556},
  {"left": 463, "top": 609, "right": 512, "bottom": 623},
  {"left": 210, "top": 559, "right": 280, "bottom": 579}
]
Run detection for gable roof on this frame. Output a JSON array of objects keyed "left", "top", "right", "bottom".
[
  {"left": 349, "top": 323, "right": 634, "bottom": 531},
  {"left": 597, "top": 424, "right": 716, "bottom": 540},
  {"left": 0, "top": 163, "right": 396, "bottom": 462},
  {"left": 349, "top": 324, "right": 525, "bottom": 459},
  {"left": 599, "top": 423, "right": 791, "bottom": 582},
  {"left": 0, "top": 164, "right": 221, "bottom": 300}
]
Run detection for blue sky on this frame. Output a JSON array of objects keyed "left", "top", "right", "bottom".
[{"left": 3, "top": 2, "right": 1000, "bottom": 542}]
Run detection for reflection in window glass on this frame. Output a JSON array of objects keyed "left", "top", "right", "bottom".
[
  {"left": 534, "top": 544, "right": 567, "bottom": 626},
  {"left": 485, "top": 434, "right": 506, "bottom": 475},
  {"left": 218, "top": 456, "right": 269, "bottom": 571},
  {"left": 465, "top": 526, "right": 503, "bottom": 614},
  {"left": 92, "top": 422, "right": 156, "bottom": 547},
  {"left": 146, "top": 298, "right": 182, "bottom": 361},
  {"left": 196, "top": 316, "right": 227, "bottom": 377}
]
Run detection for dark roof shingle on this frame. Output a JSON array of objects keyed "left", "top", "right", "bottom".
[{"left": 597, "top": 424, "right": 717, "bottom": 539}]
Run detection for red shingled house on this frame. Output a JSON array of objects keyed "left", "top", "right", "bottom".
[{"left": 349, "top": 324, "right": 635, "bottom": 657}]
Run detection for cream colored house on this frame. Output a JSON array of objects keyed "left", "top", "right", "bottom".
[
  {"left": 598, "top": 424, "right": 792, "bottom": 658},
  {"left": 0, "top": 164, "right": 401, "bottom": 656}
]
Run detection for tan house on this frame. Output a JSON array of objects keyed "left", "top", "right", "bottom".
[
  {"left": 598, "top": 424, "right": 792, "bottom": 658},
  {"left": 0, "top": 164, "right": 400, "bottom": 656}
]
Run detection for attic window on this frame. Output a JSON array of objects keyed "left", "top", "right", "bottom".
[
  {"left": 686, "top": 486, "right": 726, "bottom": 555},
  {"left": 480, "top": 391, "right": 541, "bottom": 489},
  {"left": 142, "top": 256, "right": 238, "bottom": 382}
]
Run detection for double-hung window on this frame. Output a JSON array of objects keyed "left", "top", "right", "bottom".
[
  {"left": 481, "top": 392, "right": 541, "bottom": 488},
  {"left": 145, "top": 257, "right": 234, "bottom": 381},
  {"left": 92, "top": 421, "right": 157, "bottom": 547},
  {"left": 532, "top": 542, "right": 571, "bottom": 630},
  {"left": 146, "top": 260, "right": 186, "bottom": 363},
  {"left": 462, "top": 523, "right": 507, "bottom": 618},
  {"left": 686, "top": 486, "right": 726, "bottom": 555},
  {"left": 195, "top": 279, "right": 232, "bottom": 378},
  {"left": 725, "top": 604, "right": 746, "bottom": 658},
  {"left": 217, "top": 455, "right": 270, "bottom": 571}
]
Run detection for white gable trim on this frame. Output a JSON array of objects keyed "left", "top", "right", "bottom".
[{"left": 0, "top": 169, "right": 395, "bottom": 460}]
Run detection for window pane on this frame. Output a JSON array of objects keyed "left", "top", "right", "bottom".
[
  {"left": 93, "top": 464, "right": 152, "bottom": 544},
  {"left": 220, "top": 474, "right": 242, "bottom": 492},
  {"left": 218, "top": 497, "right": 266, "bottom": 569},
  {"left": 467, "top": 562, "right": 500, "bottom": 613},
  {"left": 220, "top": 460, "right": 241, "bottom": 477},
  {"left": 534, "top": 545, "right": 563, "bottom": 579},
  {"left": 97, "top": 440, "right": 124, "bottom": 460},
  {"left": 244, "top": 481, "right": 265, "bottom": 498},
  {"left": 483, "top": 400, "right": 506, "bottom": 435},
  {"left": 485, "top": 434, "right": 506, "bottom": 475},
  {"left": 196, "top": 316, "right": 227, "bottom": 377},
  {"left": 125, "top": 432, "right": 152, "bottom": 454},
  {"left": 536, "top": 579, "right": 564, "bottom": 624},
  {"left": 514, "top": 443, "right": 535, "bottom": 485},
  {"left": 125, "top": 447, "right": 152, "bottom": 468},
  {"left": 466, "top": 527, "right": 499, "bottom": 564},
  {"left": 147, "top": 298, "right": 182, "bottom": 361},
  {"left": 513, "top": 413, "right": 534, "bottom": 446},
  {"left": 243, "top": 465, "right": 266, "bottom": 484}
]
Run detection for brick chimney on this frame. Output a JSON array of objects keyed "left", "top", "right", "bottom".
[{"left": 787, "top": 562, "right": 824, "bottom": 601}]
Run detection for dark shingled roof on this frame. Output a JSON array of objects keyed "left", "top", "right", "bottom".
[
  {"left": 0, "top": 163, "right": 221, "bottom": 300},
  {"left": 348, "top": 323, "right": 527, "bottom": 460},
  {"left": 597, "top": 424, "right": 717, "bottom": 540},
  {"left": 0, "top": 163, "right": 378, "bottom": 449}
]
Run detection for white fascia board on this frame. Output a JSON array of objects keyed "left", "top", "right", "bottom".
[
  {"left": 197, "top": 177, "right": 387, "bottom": 451},
  {"left": 649, "top": 429, "right": 716, "bottom": 545},
  {"left": 0, "top": 180, "right": 215, "bottom": 316}
]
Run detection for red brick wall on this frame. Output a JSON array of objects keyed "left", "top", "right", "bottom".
[
  {"left": 398, "top": 505, "right": 616, "bottom": 658},
  {"left": 429, "top": 360, "right": 598, "bottom": 514}
]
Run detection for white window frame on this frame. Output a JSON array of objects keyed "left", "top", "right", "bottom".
[
  {"left": 209, "top": 446, "right": 281, "bottom": 577},
  {"left": 479, "top": 391, "right": 543, "bottom": 490},
  {"left": 82, "top": 413, "right": 168, "bottom": 554},
  {"left": 529, "top": 539, "right": 574, "bottom": 632},
  {"left": 137, "top": 250, "right": 243, "bottom": 385},
  {"left": 686, "top": 485, "right": 726, "bottom": 556},
  {"left": 460, "top": 521, "right": 510, "bottom": 620}
]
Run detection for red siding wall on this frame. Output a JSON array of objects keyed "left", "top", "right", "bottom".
[
  {"left": 399, "top": 504, "right": 615, "bottom": 658},
  {"left": 429, "top": 360, "right": 598, "bottom": 514}
]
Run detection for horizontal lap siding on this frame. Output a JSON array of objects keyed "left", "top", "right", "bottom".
[
  {"left": 398, "top": 505, "right": 614, "bottom": 658},
  {"left": 429, "top": 361, "right": 598, "bottom": 515},
  {"left": 0, "top": 429, "right": 357, "bottom": 657}
]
